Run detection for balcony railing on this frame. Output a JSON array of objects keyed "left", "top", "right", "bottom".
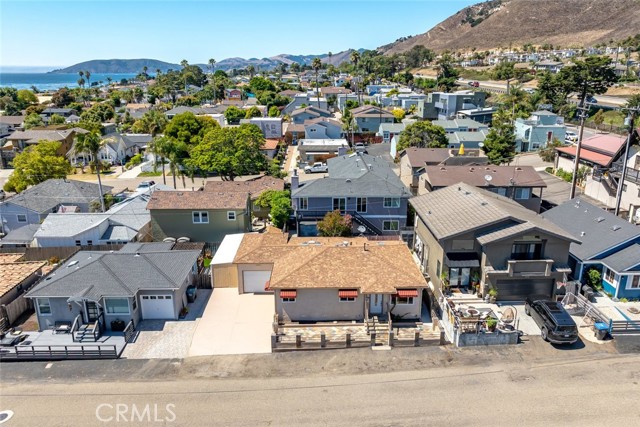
[{"left": 487, "top": 259, "right": 555, "bottom": 277}]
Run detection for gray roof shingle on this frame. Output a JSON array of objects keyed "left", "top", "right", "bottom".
[{"left": 600, "top": 244, "right": 640, "bottom": 272}]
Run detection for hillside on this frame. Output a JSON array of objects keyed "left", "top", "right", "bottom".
[
  {"left": 382, "top": 0, "right": 640, "bottom": 54},
  {"left": 50, "top": 49, "right": 360, "bottom": 74}
]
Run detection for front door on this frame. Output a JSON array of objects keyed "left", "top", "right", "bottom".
[
  {"left": 85, "top": 301, "right": 99, "bottom": 322},
  {"left": 461, "top": 268, "right": 471, "bottom": 287},
  {"left": 370, "top": 294, "right": 383, "bottom": 315}
]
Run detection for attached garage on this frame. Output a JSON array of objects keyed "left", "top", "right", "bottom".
[
  {"left": 242, "top": 270, "right": 272, "bottom": 293},
  {"left": 141, "top": 294, "right": 176, "bottom": 319},
  {"left": 495, "top": 279, "right": 554, "bottom": 301}
]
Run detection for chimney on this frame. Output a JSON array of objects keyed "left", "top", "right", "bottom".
[
  {"left": 364, "top": 242, "right": 368, "bottom": 251},
  {"left": 338, "top": 145, "right": 347, "bottom": 156},
  {"left": 291, "top": 169, "right": 299, "bottom": 191}
]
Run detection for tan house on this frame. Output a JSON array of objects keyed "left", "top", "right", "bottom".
[{"left": 212, "top": 229, "right": 427, "bottom": 322}]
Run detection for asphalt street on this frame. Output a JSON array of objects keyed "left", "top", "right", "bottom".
[{"left": 2, "top": 338, "right": 638, "bottom": 426}]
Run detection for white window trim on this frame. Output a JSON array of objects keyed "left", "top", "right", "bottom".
[
  {"left": 227, "top": 211, "right": 237, "bottom": 221},
  {"left": 603, "top": 267, "right": 617, "bottom": 285},
  {"left": 339, "top": 296, "right": 356, "bottom": 302},
  {"left": 393, "top": 296, "right": 415, "bottom": 305},
  {"left": 383, "top": 220, "right": 399, "bottom": 231},
  {"left": 281, "top": 297, "right": 296, "bottom": 303},
  {"left": 332, "top": 197, "right": 346, "bottom": 212},
  {"left": 383, "top": 197, "right": 401, "bottom": 208},
  {"left": 356, "top": 197, "right": 367, "bottom": 213},
  {"left": 104, "top": 297, "right": 130, "bottom": 315},
  {"left": 16, "top": 214, "right": 27, "bottom": 223},
  {"left": 625, "top": 275, "right": 640, "bottom": 290},
  {"left": 36, "top": 298, "right": 52, "bottom": 316},
  {"left": 192, "top": 211, "right": 209, "bottom": 224},
  {"left": 299, "top": 197, "right": 308, "bottom": 211}
]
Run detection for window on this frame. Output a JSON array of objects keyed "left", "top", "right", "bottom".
[
  {"left": 299, "top": 197, "right": 308, "bottom": 210},
  {"left": 340, "top": 296, "right": 356, "bottom": 302},
  {"left": 383, "top": 197, "right": 401, "bottom": 208},
  {"left": 282, "top": 296, "right": 296, "bottom": 302},
  {"left": 37, "top": 298, "right": 51, "bottom": 315},
  {"left": 393, "top": 296, "right": 414, "bottom": 304},
  {"left": 132, "top": 298, "right": 138, "bottom": 311},
  {"left": 629, "top": 276, "right": 640, "bottom": 289},
  {"left": 105, "top": 298, "right": 130, "bottom": 314},
  {"left": 604, "top": 267, "right": 616, "bottom": 284},
  {"left": 490, "top": 188, "right": 507, "bottom": 196},
  {"left": 87, "top": 240, "right": 93, "bottom": 246},
  {"left": 511, "top": 242, "right": 543, "bottom": 260},
  {"left": 356, "top": 197, "right": 367, "bottom": 213},
  {"left": 383, "top": 220, "right": 399, "bottom": 231},
  {"left": 227, "top": 211, "right": 236, "bottom": 221},
  {"left": 622, "top": 184, "right": 628, "bottom": 192},
  {"left": 514, "top": 188, "right": 531, "bottom": 200},
  {"left": 75, "top": 240, "right": 81, "bottom": 247},
  {"left": 436, "top": 260, "right": 441, "bottom": 278},
  {"left": 452, "top": 240, "right": 474, "bottom": 251},
  {"left": 16, "top": 214, "right": 27, "bottom": 223},
  {"left": 332, "top": 198, "right": 346, "bottom": 212},
  {"left": 192, "top": 211, "right": 209, "bottom": 224}
]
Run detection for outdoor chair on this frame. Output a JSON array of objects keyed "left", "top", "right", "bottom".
[
  {"left": 54, "top": 321, "right": 72, "bottom": 334},
  {"left": 498, "top": 306, "right": 516, "bottom": 330}
]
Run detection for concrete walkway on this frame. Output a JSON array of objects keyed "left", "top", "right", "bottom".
[
  {"left": 189, "top": 288, "right": 273, "bottom": 356},
  {"left": 117, "top": 162, "right": 147, "bottom": 179}
]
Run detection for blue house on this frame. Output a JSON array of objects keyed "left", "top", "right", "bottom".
[
  {"left": 543, "top": 198, "right": 640, "bottom": 299},
  {"left": 291, "top": 153, "right": 411, "bottom": 237},
  {"left": 514, "top": 110, "right": 566, "bottom": 152}
]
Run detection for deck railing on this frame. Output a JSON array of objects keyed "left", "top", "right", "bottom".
[{"left": 1, "top": 344, "right": 118, "bottom": 361}]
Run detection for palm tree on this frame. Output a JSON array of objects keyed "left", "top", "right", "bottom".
[
  {"left": 312, "top": 57, "right": 322, "bottom": 109},
  {"left": 78, "top": 71, "right": 84, "bottom": 88},
  {"left": 85, "top": 70, "right": 91, "bottom": 88},
  {"left": 350, "top": 50, "right": 361, "bottom": 105},
  {"left": 70, "top": 131, "right": 108, "bottom": 211},
  {"left": 154, "top": 136, "right": 188, "bottom": 189},
  {"left": 106, "top": 76, "right": 112, "bottom": 87},
  {"left": 328, "top": 51, "right": 333, "bottom": 64},
  {"left": 208, "top": 58, "right": 217, "bottom": 103},
  {"left": 246, "top": 65, "right": 256, "bottom": 79}
]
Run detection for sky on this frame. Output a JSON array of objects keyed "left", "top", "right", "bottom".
[{"left": 0, "top": 0, "right": 478, "bottom": 69}]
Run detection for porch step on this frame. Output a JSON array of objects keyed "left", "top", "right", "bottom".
[{"left": 371, "top": 345, "right": 392, "bottom": 351}]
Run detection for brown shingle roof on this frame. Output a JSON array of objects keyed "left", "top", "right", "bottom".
[
  {"left": 0, "top": 259, "right": 45, "bottom": 298},
  {"left": 234, "top": 235, "right": 426, "bottom": 293},
  {"left": 203, "top": 176, "right": 284, "bottom": 199},
  {"left": 262, "top": 139, "right": 280, "bottom": 150},
  {"left": 401, "top": 148, "right": 452, "bottom": 167},
  {"left": 147, "top": 190, "right": 249, "bottom": 210}
]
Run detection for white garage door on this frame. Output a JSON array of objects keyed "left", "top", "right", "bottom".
[
  {"left": 141, "top": 294, "right": 175, "bottom": 319},
  {"left": 243, "top": 271, "right": 272, "bottom": 293}
]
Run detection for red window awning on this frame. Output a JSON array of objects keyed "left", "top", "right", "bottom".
[
  {"left": 338, "top": 289, "right": 359, "bottom": 298},
  {"left": 280, "top": 290, "right": 297, "bottom": 298},
  {"left": 396, "top": 289, "right": 418, "bottom": 298}
]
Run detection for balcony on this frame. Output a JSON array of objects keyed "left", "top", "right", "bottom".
[{"left": 487, "top": 259, "right": 555, "bottom": 277}]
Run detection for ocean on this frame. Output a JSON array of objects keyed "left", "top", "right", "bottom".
[{"left": 0, "top": 73, "right": 140, "bottom": 91}]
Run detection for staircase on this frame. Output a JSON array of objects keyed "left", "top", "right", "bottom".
[
  {"left": 73, "top": 322, "right": 99, "bottom": 342},
  {"left": 602, "top": 173, "right": 618, "bottom": 196},
  {"left": 351, "top": 212, "right": 382, "bottom": 235},
  {"left": 366, "top": 316, "right": 390, "bottom": 347}
]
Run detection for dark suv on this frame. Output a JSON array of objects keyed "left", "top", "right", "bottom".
[{"left": 525, "top": 298, "right": 579, "bottom": 344}]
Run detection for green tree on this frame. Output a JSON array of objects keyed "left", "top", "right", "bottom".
[
  {"left": 557, "top": 56, "right": 618, "bottom": 105},
  {"left": 133, "top": 109, "right": 169, "bottom": 138},
  {"left": 224, "top": 106, "right": 246, "bottom": 124},
  {"left": 491, "top": 61, "right": 515, "bottom": 80},
  {"left": 4, "top": 141, "right": 73, "bottom": 193},
  {"left": 49, "top": 114, "right": 66, "bottom": 125},
  {"left": 482, "top": 110, "right": 516, "bottom": 165},
  {"left": 163, "top": 111, "right": 218, "bottom": 146},
  {"left": 187, "top": 124, "right": 267, "bottom": 180},
  {"left": 317, "top": 210, "right": 352, "bottom": 237},
  {"left": 249, "top": 76, "right": 276, "bottom": 93},
  {"left": 254, "top": 190, "right": 291, "bottom": 228},
  {"left": 51, "top": 88, "right": 73, "bottom": 108},
  {"left": 24, "top": 113, "right": 44, "bottom": 130},
  {"left": 538, "top": 138, "right": 563, "bottom": 162},
  {"left": 592, "top": 109, "right": 605, "bottom": 131},
  {"left": 153, "top": 136, "right": 189, "bottom": 188},
  {"left": 397, "top": 121, "right": 448, "bottom": 151},
  {"left": 391, "top": 108, "right": 406, "bottom": 123},
  {"left": 69, "top": 131, "right": 109, "bottom": 211},
  {"left": 244, "top": 106, "right": 262, "bottom": 119},
  {"left": 268, "top": 106, "right": 280, "bottom": 117},
  {"left": 435, "top": 54, "right": 459, "bottom": 92},
  {"left": 17, "top": 89, "right": 38, "bottom": 106}
]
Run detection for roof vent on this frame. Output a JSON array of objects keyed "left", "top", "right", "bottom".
[
  {"left": 67, "top": 260, "right": 79, "bottom": 267},
  {"left": 441, "top": 167, "right": 447, "bottom": 171},
  {"left": 135, "top": 252, "right": 141, "bottom": 256},
  {"left": 612, "top": 225, "right": 622, "bottom": 231},
  {"left": 346, "top": 179, "right": 351, "bottom": 183},
  {"left": 581, "top": 231, "right": 586, "bottom": 236},
  {"left": 595, "top": 217, "right": 605, "bottom": 223},
  {"left": 481, "top": 201, "right": 488, "bottom": 206},
  {"left": 469, "top": 167, "right": 475, "bottom": 172},
  {"left": 515, "top": 167, "right": 522, "bottom": 171}
]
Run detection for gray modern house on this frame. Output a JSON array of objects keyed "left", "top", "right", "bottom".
[
  {"left": 291, "top": 153, "right": 412, "bottom": 237},
  {"left": 0, "top": 179, "right": 113, "bottom": 235},
  {"left": 27, "top": 244, "right": 201, "bottom": 336},
  {"left": 416, "top": 91, "right": 486, "bottom": 120}
]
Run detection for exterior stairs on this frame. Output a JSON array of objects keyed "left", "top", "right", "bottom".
[
  {"left": 367, "top": 316, "right": 390, "bottom": 348},
  {"left": 73, "top": 323, "right": 99, "bottom": 342}
]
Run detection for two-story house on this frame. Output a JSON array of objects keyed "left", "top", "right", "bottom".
[
  {"left": 239, "top": 117, "right": 283, "bottom": 139},
  {"left": 555, "top": 133, "right": 627, "bottom": 173},
  {"left": 147, "top": 190, "right": 251, "bottom": 246},
  {"left": 514, "top": 110, "right": 566, "bottom": 152},
  {"left": 410, "top": 183, "right": 578, "bottom": 301},
  {"left": 416, "top": 91, "right": 486, "bottom": 120},
  {"left": 543, "top": 198, "right": 640, "bottom": 300},
  {"left": 283, "top": 94, "right": 328, "bottom": 116},
  {"left": 291, "top": 153, "right": 412, "bottom": 237},
  {"left": 0, "top": 179, "right": 114, "bottom": 235},
  {"left": 534, "top": 60, "right": 564, "bottom": 74},
  {"left": 290, "top": 106, "right": 332, "bottom": 125},
  {"left": 40, "top": 108, "right": 78, "bottom": 124},
  {"left": 420, "top": 165, "right": 547, "bottom": 212},
  {"left": 303, "top": 117, "right": 343, "bottom": 139},
  {"left": 349, "top": 105, "right": 394, "bottom": 133}
]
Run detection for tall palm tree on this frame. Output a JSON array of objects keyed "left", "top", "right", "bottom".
[
  {"left": 350, "top": 51, "right": 361, "bottom": 105},
  {"left": 246, "top": 65, "right": 256, "bottom": 79},
  {"left": 312, "top": 57, "right": 322, "bottom": 109},
  {"left": 328, "top": 51, "right": 333, "bottom": 64},
  {"left": 154, "top": 136, "right": 188, "bottom": 189},
  {"left": 70, "top": 131, "right": 108, "bottom": 211},
  {"left": 78, "top": 71, "right": 84, "bottom": 88},
  {"left": 85, "top": 70, "right": 91, "bottom": 88},
  {"left": 139, "top": 110, "right": 168, "bottom": 179},
  {"left": 106, "top": 77, "right": 112, "bottom": 87},
  {"left": 208, "top": 58, "right": 217, "bottom": 103}
]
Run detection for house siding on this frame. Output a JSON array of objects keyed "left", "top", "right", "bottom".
[
  {"left": 275, "top": 288, "right": 365, "bottom": 322},
  {"left": 150, "top": 208, "right": 250, "bottom": 244},
  {"left": 0, "top": 202, "right": 43, "bottom": 233}
]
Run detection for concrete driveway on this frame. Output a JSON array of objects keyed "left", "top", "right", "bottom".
[{"left": 189, "top": 288, "right": 274, "bottom": 356}]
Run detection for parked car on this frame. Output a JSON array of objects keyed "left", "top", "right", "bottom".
[
  {"left": 525, "top": 298, "right": 579, "bottom": 344},
  {"left": 304, "top": 162, "right": 328, "bottom": 174},
  {"left": 565, "top": 131, "right": 578, "bottom": 143},
  {"left": 136, "top": 180, "right": 156, "bottom": 190},
  {"left": 468, "top": 81, "right": 480, "bottom": 88},
  {"left": 355, "top": 143, "right": 367, "bottom": 153}
]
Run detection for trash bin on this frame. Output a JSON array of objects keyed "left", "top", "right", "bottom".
[
  {"left": 594, "top": 322, "right": 609, "bottom": 340},
  {"left": 186, "top": 286, "right": 197, "bottom": 303}
]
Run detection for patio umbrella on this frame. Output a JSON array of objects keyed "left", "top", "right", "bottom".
[{"left": 458, "top": 143, "right": 465, "bottom": 156}]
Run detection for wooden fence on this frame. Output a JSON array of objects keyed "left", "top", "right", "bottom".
[
  {"left": 0, "top": 244, "right": 124, "bottom": 261},
  {"left": 1, "top": 296, "right": 32, "bottom": 326}
]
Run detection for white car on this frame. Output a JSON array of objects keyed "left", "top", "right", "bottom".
[
  {"left": 304, "top": 162, "right": 328, "bottom": 174},
  {"left": 565, "top": 131, "right": 578, "bottom": 143}
]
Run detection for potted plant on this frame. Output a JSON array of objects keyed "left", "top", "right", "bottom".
[
  {"left": 179, "top": 307, "right": 189, "bottom": 319},
  {"left": 470, "top": 272, "right": 479, "bottom": 286},
  {"left": 488, "top": 288, "right": 498, "bottom": 304},
  {"left": 485, "top": 317, "right": 498, "bottom": 332},
  {"left": 441, "top": 271, "right": 450, "bottom": 295}
]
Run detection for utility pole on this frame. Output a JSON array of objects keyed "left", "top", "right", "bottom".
[
  {"left": 614, "top": 106, "right": 639, "bottom": 216},
  {"left": 569, "top": 102, "right": 590, "bottom": 200}
]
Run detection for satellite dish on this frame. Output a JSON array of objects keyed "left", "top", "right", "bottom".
[
  {"left": 484, "top": 175, "right": 493, "bottom": 182},
  {"left": 357, "top": 225, "right": 366, "bottom": 233},
  {"left": 478, "top": 142, "right": 484, "bottom": 148}
]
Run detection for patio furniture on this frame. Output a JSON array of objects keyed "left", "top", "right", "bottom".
[
  {"left": 54, "top": 321, "right": 72, "bottom": 334},
  {"left": 499, "top": 306, "right": 516, "bottom": 330}
]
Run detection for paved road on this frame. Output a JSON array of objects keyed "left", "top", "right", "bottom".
[{"left": 2, "top": 338, "right": 636, "bottom": 426}]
